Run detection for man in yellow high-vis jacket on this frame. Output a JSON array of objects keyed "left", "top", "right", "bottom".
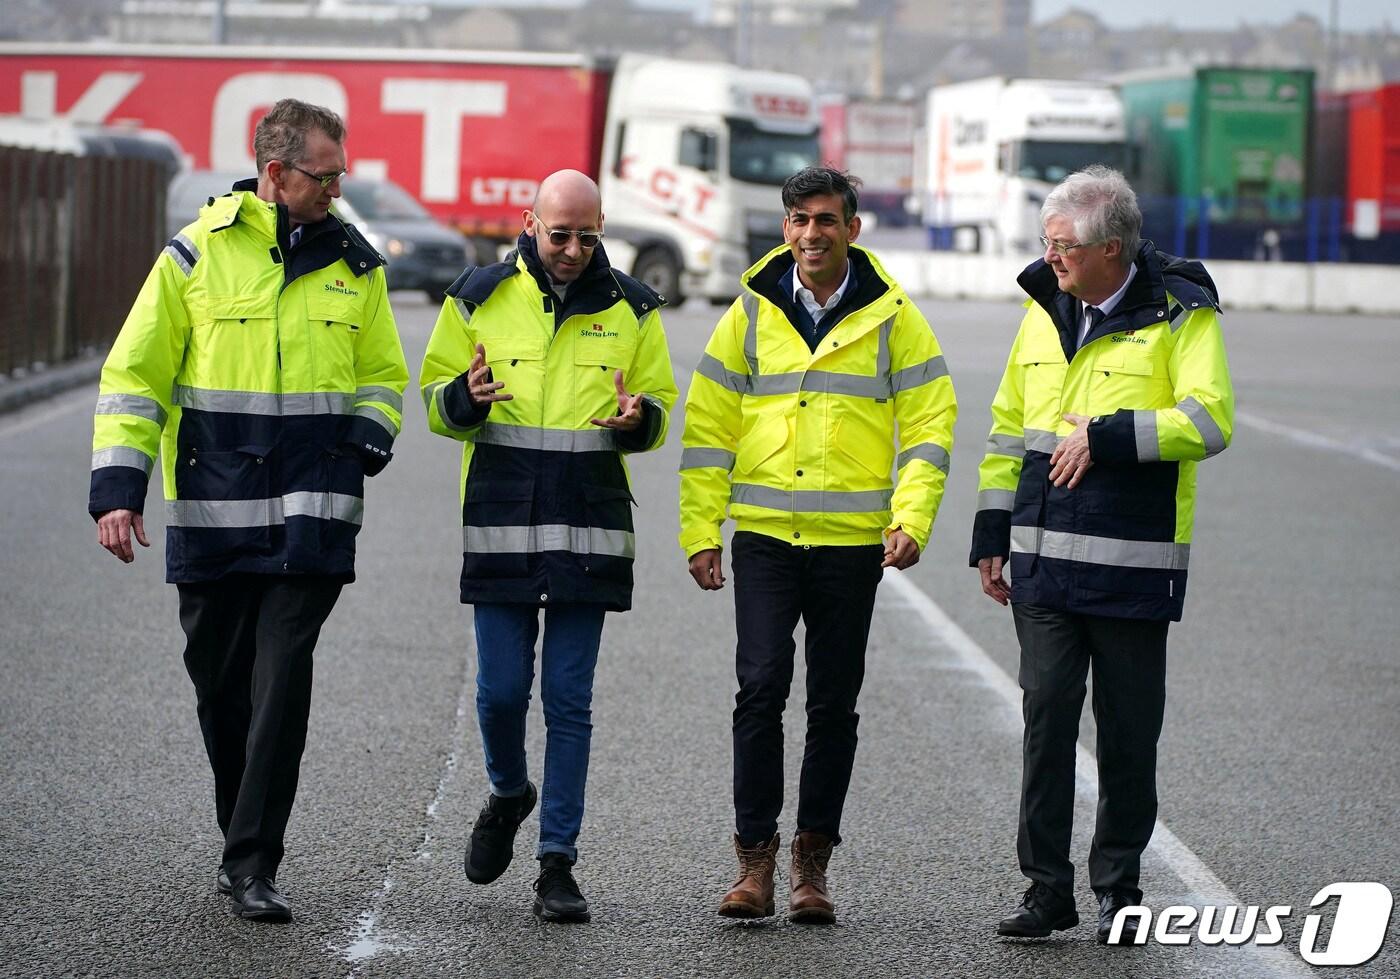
[
  {"left": 421, "top": 169, "right": 677, "bottom": 923},
  {"left": 679, "top": 167, "right": 956, "bottom": 924},
  {"left": 972, "top": 166, "right": 1233, "bottom": 945},
  {"left": 89, "top": 99, "right": 407, "bottom": 923}
]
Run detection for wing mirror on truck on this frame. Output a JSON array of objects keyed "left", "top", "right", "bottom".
[{"left": 679, "top": 127, "right": 719, "bottom": 174}]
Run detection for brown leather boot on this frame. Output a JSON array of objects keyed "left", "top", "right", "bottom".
[
  {"left": 718, "top": 833, "right": 779, "bottom": 918},
  {"left": 789, "top": 831, "right": 835, "bottom": 923}
]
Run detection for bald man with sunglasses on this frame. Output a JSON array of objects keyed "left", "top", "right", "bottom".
[{"left": 421, "top": 169, "right": 677, "bottom": 922}]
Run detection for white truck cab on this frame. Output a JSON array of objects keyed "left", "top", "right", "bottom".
[
  {"left": 923, "top": 77, "right": 1128, "bottom": 255},
  {"left": 599, "top": 55, "right": 819, "bottom": 303}
]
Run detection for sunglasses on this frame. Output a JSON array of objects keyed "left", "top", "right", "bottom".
[
  {"left": 532, "top": 213, "right": 603, "bottom": 249},
  {"left": 287, "top": 163, "right": 347, "bottom": 189}
]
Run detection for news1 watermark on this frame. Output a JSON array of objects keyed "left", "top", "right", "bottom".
[{"left": 1107, "top": 882, "right": 1394, "bottom": 965}]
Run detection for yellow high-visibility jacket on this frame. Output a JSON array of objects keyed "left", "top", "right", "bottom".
[
  {"left": 88, "top": 185, "right": 408, "bottom": 582},
  {"left": 679, "top": 243, "right": 956, "bottom": 557},
  {"left": 420, "top": 236, "right": 678, "bottom": 611},
  {"left": 970, "top": 243, "right": 1234, "bottom": 621}
]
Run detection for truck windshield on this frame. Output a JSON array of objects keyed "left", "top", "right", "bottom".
[
  {"left": 1017, "top": 141, "right": 1129, "bottom": 183},
  {"left": 728, "top": 119, "right": 819, "bottom": 186},
  {"left": 339, "top": 179, "right": 432, "bottom": 220}
]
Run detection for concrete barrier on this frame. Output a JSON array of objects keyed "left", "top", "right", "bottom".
[{"left": 881, "top": 249, "right": 1400, "bottom": 315}]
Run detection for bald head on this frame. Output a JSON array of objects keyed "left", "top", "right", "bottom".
[
  {"left": 532, "top": 169, "right": 601, "bottom": 218},
  {"left": 525, "top": 169, "right": 605, "bottom": 284}
]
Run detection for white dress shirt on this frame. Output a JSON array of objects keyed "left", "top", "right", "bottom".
[
  {"left": 1078, "top": 262, "right": 1137, "bottom": 347},
  {"left": 794, "top": 261, "right": 852, "bottom": 324}
]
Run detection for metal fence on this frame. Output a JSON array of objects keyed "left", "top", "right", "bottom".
[{"left": 0, "top": 145, "right": 166, "bottom": 377}]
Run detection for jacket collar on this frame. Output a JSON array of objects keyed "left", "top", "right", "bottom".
[
  {"left": 208, "top": 178, "right": 383, "bottom": 278},
  {"left": 743, "top": 243, "right": 898, "bottom": 335}
]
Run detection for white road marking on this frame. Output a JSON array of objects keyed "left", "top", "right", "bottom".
[
  {"left": 882, "top": 570, "right": 1313, "bottom": 978},
  {"left": 338, "top": 657, "right": 475, "bottom": 968},
  {"left": 1237, "top": 410, "right": 1400, "bottom": 474}
]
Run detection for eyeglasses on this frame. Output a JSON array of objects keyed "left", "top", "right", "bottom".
[
  {"left": 286, "top": 163, "right": 347, "bottom": 189},
  {"left": 532, "top": 213, "right": 603, "bottom": 248},
  {"left": 1039, "top": 235, "right": 1102, "bottom": 256}
]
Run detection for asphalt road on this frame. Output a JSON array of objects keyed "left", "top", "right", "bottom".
[{"left": 1, "top": 288, "right": 1397, "bottom": 978}]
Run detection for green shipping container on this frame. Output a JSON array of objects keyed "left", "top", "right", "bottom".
[{"left": 1121, "top": 66, "right": 1313, "bottom": 225}]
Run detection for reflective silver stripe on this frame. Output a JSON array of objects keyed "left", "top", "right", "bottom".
[
  {"left": 897, "top": 442, "right": 951, "bottom": 473},
  {"left": 799, "top": 370, "right": 891, "bottom": 399},
  {"left": 285, "top": 491, "right": 364, "bottom": 524},
  {"left": 680, "top": 447, "right": 736, "bottom": 471},
  {"left": 1024, "top": 428, "right": 1061, "bottom": 454},
  {"left": 167, "top": 492, "right": 364, "bottom": 528},
  {"left": 730, "top": 483, "right": 893, "bottom": 513},
  {"left": 475, "top": 422, "right": 616, "bottom": 453},
  {"left": 695, "top": 353, "right": 749, "bottom": 394},
  {"left": 454, "top": 297, "right": 474, "bottom": 322},
  {"left": 355, "top": 403, "right": 398, "bottom": 437},
  {"left": 749, "top": 371, "right": 804, "bottom": 396},
  {"left": 1135, "top": 410, "right": 1160, "bottom": 462},
  {"left": 1169, "top": 302, "right": 1189, "bottom": 333},
  {"left": 172, "top": 385, "right": 354, "bottom": 416},
  {"left": 977, "top": 488, "right": 1015, "bottom": 512},
  {"left": 355, "top": 386, "right": 404, "bottom": 413},
  {"left": 432, "top": 382, "right": 475, "bottom": 433},
  {"left": 174, "top": 232, "right": 200, "bottom": 266},
  {"left": 95, "top": 393, "right": 166, "bottom": 426},
  {"left": 421, "top": 382, "right": 440, "bottom": 411},
  {"left": 1011, "top": 526, "right": 1190, "bottom": 571},
  {"left": 162, "top": 234, "right": 198, "bottom": 276},
  {"left": 463, "top": 523, "right": 635, "bottom": 558},
  {"left": 91, "top": 446, "right": 153, "bottom": 474},
  {"left": 1177, "top": 396, "right": 1227, "bottom": 457},
  {"left": 986, "top": 432, "right": 1025, "bottom": 459},
  {"left": 891, "top": 355, "right": 949, "bottom": 394},
  {"left": 742, "top": 293, "right": 760, "bottom": 376}
]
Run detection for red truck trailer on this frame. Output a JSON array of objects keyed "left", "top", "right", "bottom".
[{"left": 0, "top": 43, "right": 609, "bottom": 239}]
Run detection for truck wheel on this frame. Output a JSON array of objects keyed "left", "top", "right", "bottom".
[{"left": 632, "top": 248, "right": 682, "bottom": 305}]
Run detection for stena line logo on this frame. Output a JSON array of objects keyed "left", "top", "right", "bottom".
[
  {"left": 1109, "top": 882, "right": 1394, "bottom": 966},
  {"left": 581, "top": 323, "right": 619, "bottom": 339}
]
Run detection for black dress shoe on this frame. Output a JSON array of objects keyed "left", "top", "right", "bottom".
[
  {"left": 1097, "top": 889, "right": 1144, "bottom": 944},
  {"left": 997, "top": 882, "right": 1079, "bottom": 937},
  {"left": 217, "top": 869, "right": 232, "bottom": 895},
  {"left": 231, "top": 876, "right": 292, "bottom": 923},
  {"left": 533, "top": 854, "right": 590, "bottom": 923},
  {"left": 465, "top": 781, "right": 537, "bottom": 885}
]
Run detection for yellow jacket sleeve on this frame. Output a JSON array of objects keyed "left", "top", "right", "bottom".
[
  {"left": 615, "top": 309, "right": 679, "bottom": 453},
  {"left": 886, "top": 300, "right": 957, "bottom": 550},
  {"left": 89, "top": 250, "right": 191, "bottom": 515},
  {"left": 969, "top": 325, "right": 1029, "bottom": 563},
  {"left": 347, "top": 267, "right": 409, "bottom": 474},
  {"left": 419, "top": 297, "right": 487, "bottom": 441},
  {"left": 677, "top": 298, "right": 749, "bottom": 558}
]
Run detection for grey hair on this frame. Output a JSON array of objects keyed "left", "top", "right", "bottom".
[
  {"left": 1040, "top": 165, "right": 1141, "bottom": 268},
  {"left": 253, "top": 99, "right": 346, "bottom": 173}
]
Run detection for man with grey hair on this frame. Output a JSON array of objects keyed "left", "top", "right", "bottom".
[
  {"left": 90, "top": 98, "right": 407, "bottom": 922},
  {"left": 969, "top": 165, "right": 1234, "bottom": 944}
]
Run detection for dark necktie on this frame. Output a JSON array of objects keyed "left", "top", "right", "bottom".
[{"left": 1082, "top": 305, "right": 1104, "bottom": 348}]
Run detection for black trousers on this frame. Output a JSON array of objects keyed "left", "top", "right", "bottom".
[
  {"left": 731, "top": 531, "right": 884, "bottom": 847},
  {"left": 1012, "top": 602, "right": 1168, "bottom": 902},
  {"left": 177, "top": 575, "right": 343, "bottom": 882}
]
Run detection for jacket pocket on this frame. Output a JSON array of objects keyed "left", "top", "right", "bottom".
[
  {"left": 735, "top": 415, "right": 790, "bottom": 476},
  {"left": 833, "top": 415, "right": 894, "bottom": 481},
  {"left": 580, "top": 482, "right": 636, "bottom": 576},
  {"left": 173, "top": 444, "right": 275, "bottom": 557},
  {"left": 462, "top": 478, "right": 535, "bottom": 577}
]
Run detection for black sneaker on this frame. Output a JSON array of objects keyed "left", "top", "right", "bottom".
[
  {"left": 464, "top": 781, "right": 537, "bottom": 885},
  {"left": 533, "top": 853, "right": 590, "bottom": 923},
  {"left": 996, "top": 882, "right": 1079, "bottom": 937}
]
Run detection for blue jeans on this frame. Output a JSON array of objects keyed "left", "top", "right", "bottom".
[{"left": 472, "top": 602, "right": 606, "bottom": 862}]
